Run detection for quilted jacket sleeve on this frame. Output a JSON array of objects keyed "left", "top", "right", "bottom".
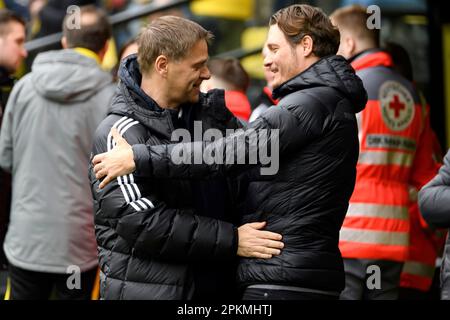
[
  {"left": 419, "top": 148, "right": 450, "bottom": 228},
  {"left": 132, "top": 102, "right": 326, "bottom": 179},
  {"left": 90, "top": 118, "right": 238, "bottom": 263}
]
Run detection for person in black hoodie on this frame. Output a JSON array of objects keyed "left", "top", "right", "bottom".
[
  {"left": 93, "top": 4, "right": 368, "bottom": 300},
  {"left": 0, "top": 9, "right": 27, "bottom": 297},
  {"left": 89, "top": 15, "right": 284, "bottom": 300}
]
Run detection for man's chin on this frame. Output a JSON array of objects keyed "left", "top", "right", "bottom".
[
  {"left": 189, "top": 93, "right": 200, "bottom": 103},
  {"left": 4, "top": 64, "right": 17, "bottom": 75},
  {"left": 271, "top": 81, "right": 281, "bottom": 90}
]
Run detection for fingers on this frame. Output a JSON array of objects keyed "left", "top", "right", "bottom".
[
  {"left": 98, "top": 174, "right": 113, "bottom": 189},
  {"left": 93, "top": 128, "right": 131, "bottom": 190},
  {"left": 111, "top": 127, "right": 126, "bottom": 146},
  {"left": 247, "top": 221, "right": 266, "bottom": 230},
  {"left": 257, "top": 246, "right": 281, "bottom": 256},
  {"left": 92, "top": 153, "right": 105, "bottom": 166},
  {"left": 248, "top": 246, "right": 282, "bottom": 259},
  {"left": 245, "top": 222, "right": 282, "bottom": 241},
  {"left": 256, "top": 230, "right": 283, "bottom": 241},
  {"left": 95, "top": 167, "right": 107, "bottom": 180},
  {"left": 248, "top": 238, "right": 284, "bottom": 251},
  {"left": 263, "top": 239, "right": 284, "bottom": 250},
  {"left": 246, "top": 222, "right": 283, "bottom": 240},
  {"left": 94, "top": 163, "right": 101, "bottom": 175},
  {"left": 249, "top": 252, "right": 273, "bottom": 259},
  {"left": 93, "top": 160, "right": 105, "bottom": 175}
]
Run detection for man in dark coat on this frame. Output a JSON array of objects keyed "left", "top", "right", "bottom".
[
  {"left": 89, "top": 15, "right": 284, "bottom": 300},
  {"left": 93, "top": 5, "right": 367, "bottom": 300},
  {"left": 419, "top": 150, "right": 450, "bottom": 300},
  {"left": 0, "top": 9, "right": 27, "bottom": 298}
]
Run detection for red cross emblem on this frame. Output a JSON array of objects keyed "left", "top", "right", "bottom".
[{"left": 389, "top": 95, "right": 405, "bottom": 118}]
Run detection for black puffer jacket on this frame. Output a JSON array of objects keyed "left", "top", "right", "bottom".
[
  {"left": 0, "top": 66, "right": 13, "bottom": 268},
  {"left": 89, "top": 56, "right": 241, "bottom": 300},
  {"left": 132, "top": 55, "right": 367, "bottom": 294},
  {"left": 236, "top": 55, "right": 367, "bottom": 293}
]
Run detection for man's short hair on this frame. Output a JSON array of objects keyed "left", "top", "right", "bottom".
[
  {"left": 270, "top": 4, "right": 340, "bottom": 58},
  {"left": 0, "top": 9, "right": 26, "bottom": 38},
  {"left": 137, "top": 16, "right": 213, "bottom": 74},
  {"left": 384, "top": 42, "right": 413, "bottom": 82},
  {"left": 330, "top": 5, "right": 380, "bottom": 47},
  {"left": 62, "top": 5, "right": 111, "bottom": 53},
  {"left": 208, "top": 58, "right": 249, "bottom": 92}
]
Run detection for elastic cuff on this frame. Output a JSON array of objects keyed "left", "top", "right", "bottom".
[{"left": 132, "top": 144, "right": 152, "bottom": 177}]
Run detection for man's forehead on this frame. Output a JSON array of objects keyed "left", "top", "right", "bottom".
[
  {"left": 186, "top": 40, "right": 209, "bottom": 63},
  {"left": 192, "top": 55, "right": 208, "bottom": 64},
  {"left": 0, "top": 21, "right": 23, "bottom": 38},
  {"left": 266, "top": 24, "right": 286, "bottom": 45},
  {"left": 6, "top": 21, "right": 25, "bottom": 36}
]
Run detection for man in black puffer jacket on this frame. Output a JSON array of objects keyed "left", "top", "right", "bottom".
[
  {"left": 93, "top": 5, "right": 367, "bottom": 300},
  {"left": 89, "top": 16, "right": 284, "bottom": 300}
]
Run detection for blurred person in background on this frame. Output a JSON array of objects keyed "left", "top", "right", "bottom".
[
  {"left": 419, "top": 147, "right": 450, "bottom": 300},
  {"left": 201, "top": 57, "right": 252, "bottom": 122},
  {"left": 384, "top": 41, "right": 446, "bottom": 300},
  {"left": 0, "top": 9, "right": 27, "bottom": 110},
  {"left": 0, "top": 8, "right": 27, "bottom": 299},
  {"left": 331, "top": 5, "right": 438, "bottom": 300},
  {"left": 0, "top": 5, "right": 115, "bottom": 300},
  {"left": 249, "top": 45, "right": 278, "bottom": 122},
  {"left": 1, "top": 0, "right": 30, "bottom": 21},
  {"left": 111, "top": 38, "right": 138, "bottom": 80},
  {"left": 29, "top": 0, "right": 97, "bottom": 38},
  {"left": 118, "top": 38, "right": 138, "bottom": 60}
]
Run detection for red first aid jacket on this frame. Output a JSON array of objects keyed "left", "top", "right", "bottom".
[{"left": 339, "top": 50, "right": 437, "bottom": 262}]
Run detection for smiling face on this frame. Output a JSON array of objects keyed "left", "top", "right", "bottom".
[
  {"left": 263, "top": 24, "right": 305, "bottom": 89},
  {"left": 166, "top": 39, "right": 211, "bottom": 105}
]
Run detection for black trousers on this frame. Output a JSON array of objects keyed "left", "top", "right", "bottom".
[
  {"left": 340, "top": 258, "right": 403, "bottom": 300},
  {"left": 242, "top": 288, "right": 339, "bottom": 300},
  {"left": 398, "top": 287, "right": 433, "bottom": 300},
  {"left": 8, "top": 263, "right": 97, "bottom": 300}
]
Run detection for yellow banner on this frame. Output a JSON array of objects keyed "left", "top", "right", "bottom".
[{"left": 191, "top": 0, "right": 254, "bottom": 20}]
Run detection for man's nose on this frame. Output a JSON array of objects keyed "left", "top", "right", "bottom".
[
  {"left": 21, "top": 47, "right": 28, "bottom": 58},
  {"left": 263, "top": 55, "right": 272, "bottom": 68},
  {"left": 201, "top": 66, "right": 211, "bottom": 80}
]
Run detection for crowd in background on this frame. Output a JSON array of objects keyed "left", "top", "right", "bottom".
[{"left": 0, "top": 0, "right": 448, "bottom": 301}]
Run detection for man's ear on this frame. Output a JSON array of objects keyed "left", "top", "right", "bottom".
[
  {"left": 301, "top": 35, "right": 314, "bottom": 57},
  {"left": 346, "top": 36, "right": 357, "bottom": 57},
  {"left": 61, "top": 36, "right": 68, "bottom": 49},
  {"left": 154, "top": 55, "right": 169, "bottom": 76}
]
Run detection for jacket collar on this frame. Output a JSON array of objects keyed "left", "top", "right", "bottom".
[
  {"left": 349, "top": 49, "right": 393, "bottom": 71},
  {"left": 264, "top": 87, "right": 278, "bottom": 105},
  {"left": 73, "top": 47, "right": 101, "bottom": 65},
  {"left": 271, "top": 55, "right": 367, "bottom": 113},
  {"left": 0, "top": 66, "right": 14, "bottom": 88},
  {"left": 112, "top": 55, "right": 234, "bottom": 140}
]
